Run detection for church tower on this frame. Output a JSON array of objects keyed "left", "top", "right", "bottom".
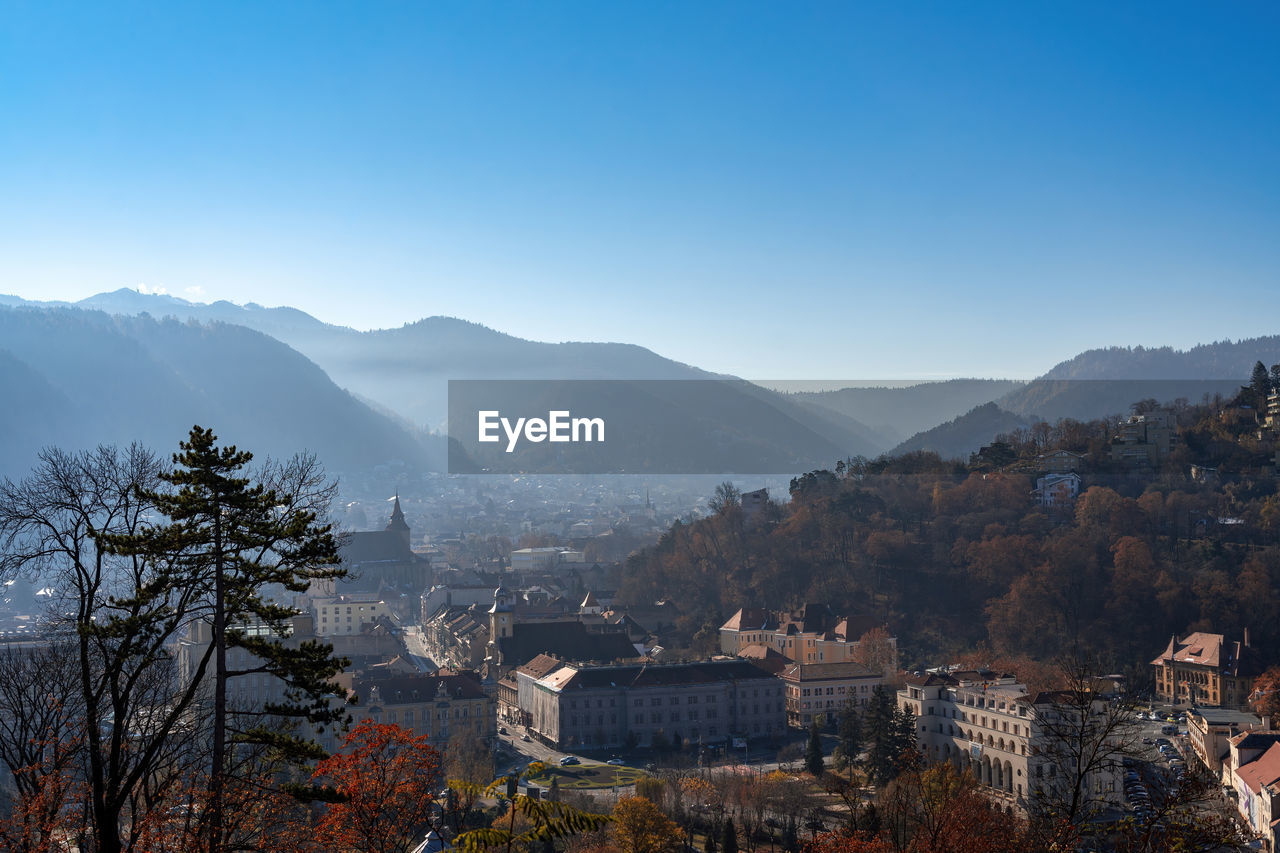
[
  {"left": 485, "top": 585, "right": 515, "bottom": 669},
  {"left": 386, "top": 495, "right": 411, "bottom": 553}
]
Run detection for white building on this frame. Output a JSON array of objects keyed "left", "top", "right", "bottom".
[
  {"left": 898, "top": 669, "right": 1122, "bottom": 816},
  {"left": 1032, "top": 472, "right": 1081, "bottom": 507},
  {"left": 310, "top": 593, "right": 392, "bottom": 636}
]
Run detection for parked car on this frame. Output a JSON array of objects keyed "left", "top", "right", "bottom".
[
  {"left": 521, "top": 734, "right": 531, "bottom": 742},
  {"left": 559, "top": 756, "right": 580, "bottom": 766},
  {"left": 607, "top": 758, "right": 625, "bottom": 765}
]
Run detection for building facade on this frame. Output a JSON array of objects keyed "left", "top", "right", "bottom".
[
  {"left": 719, "top": 604, "right": 897, "bottom": 672},
  {"left": 422, "top": 604, "right": 489, "bottom": 671},
  {"left": 518, "top": 659, "right": 785, "bottom": 749},
  {"left": 310, "top": 593, "right": 392, "bottom": 636},
  {"left": 781, "top": 661, "right": 887, "bottom": 728},
  {"left": 1227, "top": 732, "right": 1280, "bottom": 850},
  {"left": 1151, "top": 631, "right": 1263, "bottom": 709},
  {"left": 341, "top": 670, "right": 496, "bottom": 750},
  {"left": 898, "top": 669, "right": 1122, "bottom": 816},
  {"left": 1186, "top": 707, "right": 1268, "bottom": 781}
]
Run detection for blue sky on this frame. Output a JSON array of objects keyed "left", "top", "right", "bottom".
[{"left": 2, "top": 2, "right": 1278, "bottom": 379}]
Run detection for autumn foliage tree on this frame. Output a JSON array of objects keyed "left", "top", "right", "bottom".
[
  {"left": 611, "top": 796, "right": 682, "bottom": 853},
  {"left": 311, "top": 721, "right": 443, "bottom": 853},
  {"left": 877, "top": 764, "right": 1028, "bottom": 853},
  {"left": 1250, "top": 665, "right": 1280, "bottom": 720}
]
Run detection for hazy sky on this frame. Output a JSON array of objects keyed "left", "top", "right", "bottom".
[{"left": 2, "top": 2, "right": 1278, "bottom": 379}]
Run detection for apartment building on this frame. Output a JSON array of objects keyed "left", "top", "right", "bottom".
[
  {"left": 310, "top": 593, "right": 392, "bottom": 636},
  {"left": 781, "top": 661, "right": 886, "bottom": 727},
  {"left": 1186, "top": 707, "right": 1268, "bottom": 780},
  {"left": 898, "top": 669, "right": 1122, "bottom": 815},
  {"left": 518, "top": 659, "right": 784, "bottom": 749},
  {"left": 1226, "top": 731, "right": 1280, "bottom": 850}
]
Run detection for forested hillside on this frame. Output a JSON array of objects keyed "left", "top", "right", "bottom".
[{"left": 620, "top": 375, "right": 1280, "bottom": 685}]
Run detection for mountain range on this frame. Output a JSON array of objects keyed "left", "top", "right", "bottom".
[{"left": 0, "top": 289, "right": 1274, "bottom": 475}]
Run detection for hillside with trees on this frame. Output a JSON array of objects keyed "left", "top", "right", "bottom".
[{"left": 619, "top": 369, "right": 1280, "bottom": 685}]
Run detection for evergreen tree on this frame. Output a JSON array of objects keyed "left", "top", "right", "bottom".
[
  {"left": 720, "top": 819, "right": 738, "bottom": 853},
  {"left": 104, "top": 426, "right": 348, "bottom": 853},
  {"left": 862, "top": 685, "right": 897, "bottom": 785},
  {"left": 703, "top": 826, "right": 717, "bottom": 853},
  {"left": 805, "top": 720, "right": 824, "bottom": 776},
  {"left": 1251, "top": 360, "right": 1271, "bottom": 407},
  {"left": 836, "top": 700, "right": 861, "bottom": 774},
  {"left": 889, "top": 706, "right": 919, "bottom": 774}
]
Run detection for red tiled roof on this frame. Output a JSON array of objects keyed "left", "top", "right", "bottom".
[
  {"left": 720, "top": 608, "right": 777, "bottom": 632},
  {"left": 1238, "top": 742, "right": 1280, "bottom": 794}
]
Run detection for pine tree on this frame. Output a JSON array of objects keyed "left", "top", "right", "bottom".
[
  {"left": 889, "top": 707, "right": 919, "bottom": 774},
  {"left": 1251, "top": 361, "right": 1271, "bottom": 407},
  {"left": 863, "top": 685, "right": 897, "bottom": 786},
  {"left": 720, "top": 819, "right": 738, "bottom": 853},
  {"left": 836, "top": 700, "right": 861, "bottom": 776},
  {"left": 805, "top": 720, "right": 825, "bottom": 776},
  {"left": 104, "top": 426, "right": 348, "bottom": 853}
]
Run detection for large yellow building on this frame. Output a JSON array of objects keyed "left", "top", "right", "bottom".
[
  {"left": 310, "top": 593, "right": 392, "bottom": 636},
  {"left": 1151, "top": 631, "right": 1263, "bottom": 710},
  {"left": 719, "top": 604, "right": 897, "bottom": 671}
]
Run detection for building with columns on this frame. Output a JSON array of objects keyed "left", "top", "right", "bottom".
[{"left": 898, "top": 669, "right": 1122, "bottom": 816}]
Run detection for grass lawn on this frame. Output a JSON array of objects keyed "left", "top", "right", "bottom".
[{"left": 526, "top": 764, "right": 649, "bottom": 790}]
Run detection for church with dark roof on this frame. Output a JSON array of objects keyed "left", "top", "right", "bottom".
[{"left": 337, "top": 496, "right": 431, "bottom": 595}]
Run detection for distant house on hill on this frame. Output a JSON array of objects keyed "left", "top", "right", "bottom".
[
  {"left": 1032, "top": 472, "right": 1081, "bottom": 507},
  {"left": 1110, "top": 410, "right": 1177, "bottom": 468},
  {"left": 1037, "top": 449, "right": 1087, "bottom": 474}
]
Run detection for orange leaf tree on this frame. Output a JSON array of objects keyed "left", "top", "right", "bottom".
[
  {"left": 808, "top": 832, "right": 894, "bottom": 853},
  {"left": 312, "top": 720, "right": 443, "bottom": 853},
  {"left": 611, "top": 796, "right": 682, "bottom": 853},
  {"left": 1250, "top": 665, "right": 1280, "bottom": 721}
]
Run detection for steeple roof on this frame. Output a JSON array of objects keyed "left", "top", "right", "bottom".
[{"left": 386, "top": 495, "right": 410, "bottom": 532}]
